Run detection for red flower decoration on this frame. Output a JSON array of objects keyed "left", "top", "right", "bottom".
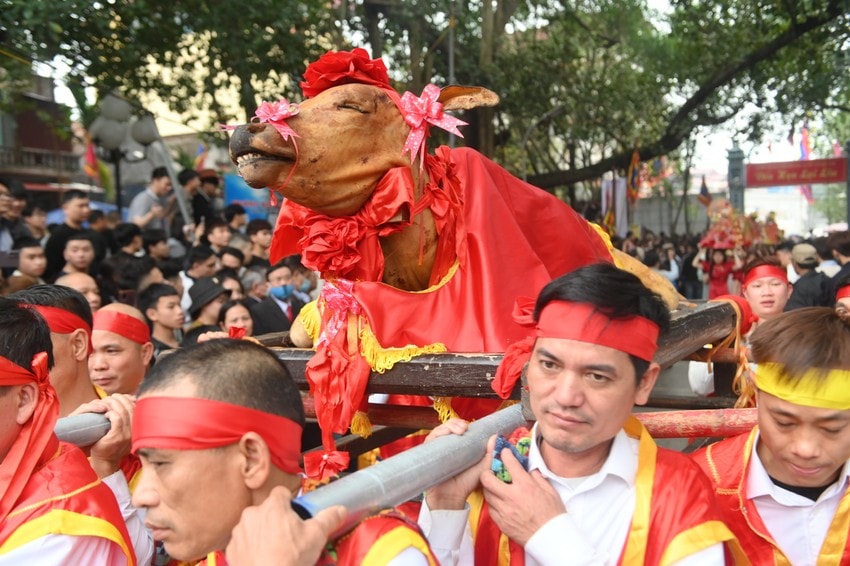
[
  {"left": 300, "top": 48, "right": 391, "bottom": 98},
  {"left": 299, "top": 216, "right": 365, "bottom": 275}
]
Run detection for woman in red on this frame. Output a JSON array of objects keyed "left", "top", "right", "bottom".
[{"left": 694, "top": 247, "right": 743, "bottom": 299}]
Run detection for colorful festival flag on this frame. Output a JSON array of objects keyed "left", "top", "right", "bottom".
[
  {"left": 83, "top": 137, "right": 100, "bottom": 181},
  {"left": 193, "top": 143, "right": 208, "bottom": 170},
  {"left": 697, "top": 175, "right": 712, "bottom": 207},
  {"left": 799, "top": 121, "right": 813, "bottom": 204}
]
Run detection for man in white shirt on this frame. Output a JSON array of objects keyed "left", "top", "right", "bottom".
[
  {"left": 692, "top": 306, "right": 850, "bottom": 563},
  {"left": 419, "top": 262, "right": 744, "bottom": 565},
  {"left": 128, "top": 167, "right": 172, "bottom": 231}
]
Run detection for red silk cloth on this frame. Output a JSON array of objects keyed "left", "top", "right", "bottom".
[
  {"left": 0, "top": 352, "right": 60, "bottom": 520},
  {"left": 30, "top": 304, "right": 91, "bottom": 334},
  {"left": 132, "top": 397, "right": 303, "bottom": 475},
  {"left": 93, "top": 310, "right": 151, "bottom": 345},
  {"left": 742, "top": 265, "right": 788, "bottom": 289},
  {"left": 836, "top": 285, "right": 850, "bottom": 301}
]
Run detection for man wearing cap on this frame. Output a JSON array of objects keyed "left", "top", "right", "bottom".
[
  {"left": 691, "top": 307, "right": 850, "bottom": 563},
  {"left": 182, "top": 276, "right": 232, "bottom": 345},
  {"left": 419, "top": 263, "right": 743, "bottom": 565},
  {"left": 89, "top": 304, "right": 154, "bottom": 396},
  {"left": 0, "top": 297, "right": 136, "bottom": 564},
  {"left": 131, "top": 339, "right": 437, "bottom": 565},
  {"left": 8, "top": 284, "right": 154, "bottom": 565},
  {"left": 785, "top": 242, "right": 831, "bottom": 310}
]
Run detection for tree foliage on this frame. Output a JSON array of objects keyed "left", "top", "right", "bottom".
[{"left": 2, "top": 0, "right": 847, "bottom": 196}]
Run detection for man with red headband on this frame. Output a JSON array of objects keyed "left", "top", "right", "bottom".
[
  {"left": 419, "top": 263, "right": 744, "bottom": 565},
  {"left": 741, "top": 258, "right": 793, "bottom": 331},
  {"left": 0, "top": 297, "right": 135, "bottom": 564},
  {"left": 9, "top": 284, "right": 154, "bottom": 565},
  {"left": 131, "top": 339, "right": 438, "bottom": 565},
  {"left": 691, "top": 307, "right": 850, "bottom": 563},
  {"left": 89, "top": 303, "right": 154, "bottom": 395},
  {"left": 834, "top": 278, "right": 850, "bottom": 314}
]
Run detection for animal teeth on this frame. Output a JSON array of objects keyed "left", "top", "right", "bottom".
[{"left": 236, "top": 152, "right": 263, "bottom": 166}]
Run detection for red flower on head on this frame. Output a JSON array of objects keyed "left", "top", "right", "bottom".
[{"left": 300, "top": 48, "right": 391, "bottom": 98}]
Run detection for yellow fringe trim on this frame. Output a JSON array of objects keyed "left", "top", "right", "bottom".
[
  {"left": 351, "top": 410, "right": 373, "bottom": 438},
  {"left": 433, "top": 396, "right": 460, "bottom": 422},
  {"left": 358, "top": 448, "right": 381, "bottom": 469},
  {"left": 298, "top": 300, "right": 321, "bottom": 342},
  {"left": 360, "top": 323, "right": 447, "bottom": 373}
]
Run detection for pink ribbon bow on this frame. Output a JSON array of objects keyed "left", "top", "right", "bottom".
[
  {"left": 400, "top": 84, "right": 466, "bottom": 168},
  {"left": 253, "top": 99, "right": 300, "bottom": 142}
]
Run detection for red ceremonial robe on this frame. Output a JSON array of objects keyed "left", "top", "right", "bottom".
[
  {"left": 284, "top": 147, "right": 613, "bottom": 474},
  {"left": 0, "top": 435, "right": 136, "bottom": 563},
  {"left": 691, "top": 428, "right": 850, "bottom": 565},
  {"left": 202, "top": 511, "right": 438, "bottom": 566},
  {"left": 470, "top": 418, "right": 745, "bottom": 565}
]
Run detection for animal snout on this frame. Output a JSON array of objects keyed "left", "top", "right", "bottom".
[{"left": 228, "top": 124, "right": 263, "bottom": 161}]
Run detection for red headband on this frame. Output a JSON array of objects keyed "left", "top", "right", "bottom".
[
  {"left": 536, "top": 301, "right": 660, "bottom": 362},
  {"left": 743, "top": 265, "right": 788, "bottom": 289},
  {"left": 93, "top": 310, "right": 151, "bottom": 345},
  {"left": 0, "top": 351, "right": 59, "bottom": 520},
  {"left": 132, "top": 397, "right": 303, "bottom": 475},
  {"left": 837, "top": 286, "right": 850, "bottom": 301},
  {"left": 30, "top": 305, "right": 91, "bottom": 334}
]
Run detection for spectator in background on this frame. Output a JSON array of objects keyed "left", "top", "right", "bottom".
[
  {"left": 2, "top": 177, "right": 29, "bottom": 243},
  {"left": 813, "top": 236, "right": 840, "bottom": 278},
  {"left": 217, "top": 269, "right": 245, "bottom": 301},
  {"left": 774, "top": 240, "right": 800, "bottom": 285},
  {"left": 157, "top": 257, "right": 185, "bottom": 297},
  {"left": 828, "top": 230, "right": 850, "bottom": 293},
  {"left": 183, "top": 276, "right": 231, "bottom": 345},
  {"left": 202, "top": 217, "right": 232, "bottom": 254},
  {"left": 193, "top": 169, "right": 219, "bottom": 226},
  {"left": 179, "top": 245, "right": 219, "bottom": 316},
  {"left": 44, "top": 189, "right": 91, "bottom": 281},
  {"left": 246, "top": 218, "right": 272, "bottom": 269},
  {"left": 11, "top": 237, "right": 46, "bottom": 284},
  {"left": 250, "top": 259, "right": 304, "bottom": 336},
  {"left": 219, "top": 246, "right": 245, "bottom": 274},
  {"left": 785, "top": 242, "right": 831, "bottom": 310},
  {"left": 172, "top": 168, "right": 199, "bottom": 242},
  {"left": 0, "top": 178, "right": 13, "bottom": 253},
  {"left": 694, "top": 247, "right": 743, "bottom": 299},
  {"left": 218, "top": 298, "right": 255, "bottom": 336},
  {"left": 55, "top": 272, "right": 103, "bottom": 313},
  {"left": 59, "top": 233, "right": 96, "bottom": 278},
  {"left": 21, "top": 200, "right": 49, "bottom": 243},
  {"left": 138, "top": 283, "right": 184, "bottom": 358},
  {"left": 225, "top": 203, "right": 248, "bottom": 248},
  {"left": 112, "top": 222, "right": 143, "bottom": 261},
  {"left": 128, "top": 166, "right": 172, "bottom": 230},
  {"left": 241, "top": 267, "right": 267, "bottom": 307},
  {"left": 142, "top": 228, "right": 170, "bottom": 262},
  {"left": 86, "top": 209, "right": 110, "bottom": 267},
  {"left": 643, "top": 248, "right": 679, "bottom": 285},
  {"left": 679, "top": 239, "right": 703, "bottom": 299}
]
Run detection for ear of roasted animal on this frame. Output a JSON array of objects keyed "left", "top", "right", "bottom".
[{"left": 438, "top": 86, "right": 500, "bottom": 111}]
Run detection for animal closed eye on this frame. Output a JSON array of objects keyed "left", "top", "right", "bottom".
[{"left": 338, "top": 103, "right": 368, "bottom": 114}]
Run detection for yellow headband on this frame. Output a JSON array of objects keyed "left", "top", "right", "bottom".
[{"left": 755, "top": 362, "right": 850, "bottom": 410}]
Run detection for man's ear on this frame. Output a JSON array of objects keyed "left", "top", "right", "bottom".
[
  {"left": 634, "top": 362, "right": 661, "bottom": 406},
  {"left": 145, "top": 307, "right": 159, "bottom": 324},
  {"left": 238, "top": 432, "right": 272, "bottom": 490},
  {"left": 16, "top": 382, "right": 39, "bottom": 425},
  {"left": 69, "top": 329, "right": 90, "bottom": 361},
  {"left": 141, "top": 342, "right": 154, "bottom": 367}
]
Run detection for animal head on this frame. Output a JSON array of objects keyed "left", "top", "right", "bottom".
[{"left": 228, "top": 49, "right": 498, "bottom": 217}]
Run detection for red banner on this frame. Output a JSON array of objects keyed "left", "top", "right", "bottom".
[{"left": 745, "top": 158, "right": 847, "bottom": 188}]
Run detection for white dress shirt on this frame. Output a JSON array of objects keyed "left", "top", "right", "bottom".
[
  {"left": 103, "top": 470, "right": 155, "bottom": 566},
  {"left": 749, "top": 434, "right": 850, "bottom": 565},
  {"left": 419, "top": 423, "right": 724, "bottom": 565}
]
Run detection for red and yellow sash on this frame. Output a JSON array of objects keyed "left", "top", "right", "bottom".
[
  {"left": 472, "top": 417, "right": 744, "bottom": 565},
  {"left": 0, "top": 439, "right": 136, "bottom": 564},
  {"left": 692, "top": 427, "right": 850, "bottom": 565}
]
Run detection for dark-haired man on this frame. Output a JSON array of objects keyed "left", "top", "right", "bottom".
[
  {"left": 131, "top": 339, "right": 437, "bottom": 564},
  {"left": 128, "top": 167, "right": 172, "bottom": 231},
  {"left": 420, "top": 262, "right": 743, "bottom": 564},
  {"left": 785, "top": 242, "right": 831, "bottom": 310},
  {"left": 44, "top": 189, "right": 91, "bottom": 281},
  {"left": 249, "top": 259, "right": 304, "bottom": 335},
  {"left": 0, "top": 297, "right": 135, "bottom": 564}
]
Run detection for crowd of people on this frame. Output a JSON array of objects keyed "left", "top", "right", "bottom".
[
  {"left": 4, "top": 166, "right": 850, "bottom": 564},
  {"left": 0, "top": 172, "right": 319, "bottom": 356}
]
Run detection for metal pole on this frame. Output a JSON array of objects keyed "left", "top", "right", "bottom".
[
  {"left": 114, "top": 153, "right": 123, "bottom": 218},
  {"left": 447, "top": 0, "right": 456, "bottom": 148},
  {"left": 291, "top": 403, "right": 527, "bottom": 536},
  {"left": 149, "top": 139, "right": 192, "bottom": 233}
]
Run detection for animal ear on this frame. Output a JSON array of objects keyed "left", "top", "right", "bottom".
[{"left": 438, "top": 85, "right": 500, "bottom": 111}]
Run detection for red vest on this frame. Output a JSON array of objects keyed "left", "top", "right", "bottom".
[
  {"left": 203, "top": 511, "right": 437, "bottom": 566},
  {"left": 691, "top": 428, "right": 850, "bottom": 565},
  {"left": 471, "top": 418, "right": 745, "bottom": 565},
  {"left": 0, "top": 436, "right": 136, "bottom": 564}
]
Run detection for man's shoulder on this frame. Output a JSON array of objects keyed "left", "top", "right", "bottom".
[{"left": 688, "top": 432, "right": 752, "bottom": 486}]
